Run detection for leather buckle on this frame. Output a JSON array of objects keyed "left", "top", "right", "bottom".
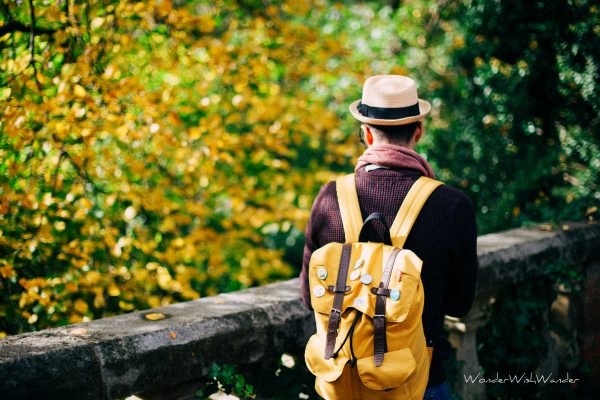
[
  {"left": 371, "top": 287, "right": 390, "bottom": 296},
  {"left": 328, "top": 285, "right": 351, "bottom": 293}
]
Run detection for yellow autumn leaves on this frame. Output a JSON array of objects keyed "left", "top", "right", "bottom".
[{"left": 0, "top": 0, "right": 364, "bottom": 336}]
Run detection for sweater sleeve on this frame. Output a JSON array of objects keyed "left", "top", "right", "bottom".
[
  {"left": 443, "top": 194, "right": 478, "bottom": 318},
  {"left": 299, "top": 183, "right": 332, "bottom": 309}
]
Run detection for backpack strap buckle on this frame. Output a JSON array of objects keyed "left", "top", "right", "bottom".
[
  {"left": 371, "top": 287, "right": 390, "bottom": 297},
  {"left": 328, "top": 285, "right": 351, "bottom": 294}
]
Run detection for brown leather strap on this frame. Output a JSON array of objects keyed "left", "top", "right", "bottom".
[
  {"left": 373, "top": 248, "right": 401, "bottom": 366},
  {"left": 324, "top": 244, "right": 352, "bottom": 359}
]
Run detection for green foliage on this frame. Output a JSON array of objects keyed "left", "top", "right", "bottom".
[
  {"left": 546, "top": 259, "right": 584, "bottom": 292},
  {"left": 244, "top": 353, "right": 319, "bottom": 399},
  {"left": 477, "top": 277, "right": 556, "bottom": 399},
  {"left": 194, "top": 355, "right": 319, "bottom": 400},
  {"left": 476, "top": 261, "right": 585, "bottom": 399},
  {"left": 428, "top": 0, "right": 600, "bottom": 233},
  {"left": 195, "top": 363, "right": 255, "bottom": 399}
]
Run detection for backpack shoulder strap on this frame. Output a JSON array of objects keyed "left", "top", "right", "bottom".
[
  {"left": 336, "top": 173, "right": 363, "bottom": 243},
  {"left": 390, "top": 176, "right": 443, "bottom": 248}
]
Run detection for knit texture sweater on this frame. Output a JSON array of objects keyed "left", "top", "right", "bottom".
[{"left": 300, "top": 166, "right": 478, "bottom": 388}]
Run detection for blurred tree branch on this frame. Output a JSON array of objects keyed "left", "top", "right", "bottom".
[
  {"left": 386, "top": 0, "right": 401, "bottom": 10},
  {"left": 0, "top": 0, "right": 57, "bottom": 36},
  {"left": 27, "top": 0, "right": 41, "bottom": 88},
  {"left": 0, "top": 19, "right": 57, "bottom": 36}
]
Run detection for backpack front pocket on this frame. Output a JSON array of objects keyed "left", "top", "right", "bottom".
[
  {"left": 304, "top": 334, "right": 349, "bottom": 383},
  {"left": 356, "top": 347, "right": 416, "bottom": 390}
]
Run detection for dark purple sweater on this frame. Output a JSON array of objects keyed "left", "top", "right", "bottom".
[{"left": 300, "top": 166, "right": 478, "bottom": 388}]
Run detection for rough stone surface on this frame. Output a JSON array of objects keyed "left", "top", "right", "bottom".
[
  {"left": 0, "top": 279, "right": 311, "bottom": 400},
  {"left": 1, "top": 223, "right": 599, "bottom": 400},
  {"left": 476, "top": 222, "right": 600, "bottom": 295}
]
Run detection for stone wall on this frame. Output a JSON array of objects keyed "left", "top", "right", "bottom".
[
  {"left": 1, "top": 223, "right": 599, "bottom": 400},
  {"left": 578, "top": 259, "right": 600, "bottom": 394}
]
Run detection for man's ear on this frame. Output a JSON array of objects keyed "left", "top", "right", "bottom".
[
  {"left": 413, "top": 122, "right": 423, "bottom": 144},
  {"left": 362, "top": 125, "right": 374, "bottom": 146}
]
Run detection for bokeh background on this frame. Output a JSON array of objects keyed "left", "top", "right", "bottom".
[{"left": 1, "top": 0, "right": 598, "bottom": 348}]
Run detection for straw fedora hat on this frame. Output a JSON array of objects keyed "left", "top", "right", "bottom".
[{"left": 349, "top": 75, "right": 431, "bottom": 126}]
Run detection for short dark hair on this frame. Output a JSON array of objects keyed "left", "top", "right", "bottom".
[{"left": 366, "top": 121, "right": 420, "bottom": 144}]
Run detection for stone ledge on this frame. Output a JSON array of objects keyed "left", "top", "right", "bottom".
[
  {"left": 0, "top": 279, "right": 312, "bottom": 400},
  {"left": 476, "top": 222, "right": 600, "bottom": 295},
  {"left": 1, "top": 223, "right": 599, "bottom": 399}
]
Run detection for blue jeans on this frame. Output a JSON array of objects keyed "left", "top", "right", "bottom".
[{"left": 423, "top": 381, "right": 451, "bottom": 400}]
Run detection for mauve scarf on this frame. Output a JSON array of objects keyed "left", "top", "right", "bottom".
[{"left": 355, "top": 143, "right": 436, "bottom": 178}]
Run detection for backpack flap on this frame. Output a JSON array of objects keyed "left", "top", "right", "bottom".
[
  {"left": 308, "top": 242, "right": 422, "bottom": 323},
  {"left": 380, "top": 248, "right": 422, "bottom": 322}
]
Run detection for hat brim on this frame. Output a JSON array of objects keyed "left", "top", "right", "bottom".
[{"left": 348, "top": 98, "right": 431, "bottom": 126}]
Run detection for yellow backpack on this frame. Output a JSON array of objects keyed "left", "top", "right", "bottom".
[{"left": 304, "top": 173, "right": 443, "bottom": 399}]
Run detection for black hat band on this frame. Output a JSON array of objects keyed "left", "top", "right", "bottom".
[{"left": 357, "top": 102, "right": 420, "bottom": 120}]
